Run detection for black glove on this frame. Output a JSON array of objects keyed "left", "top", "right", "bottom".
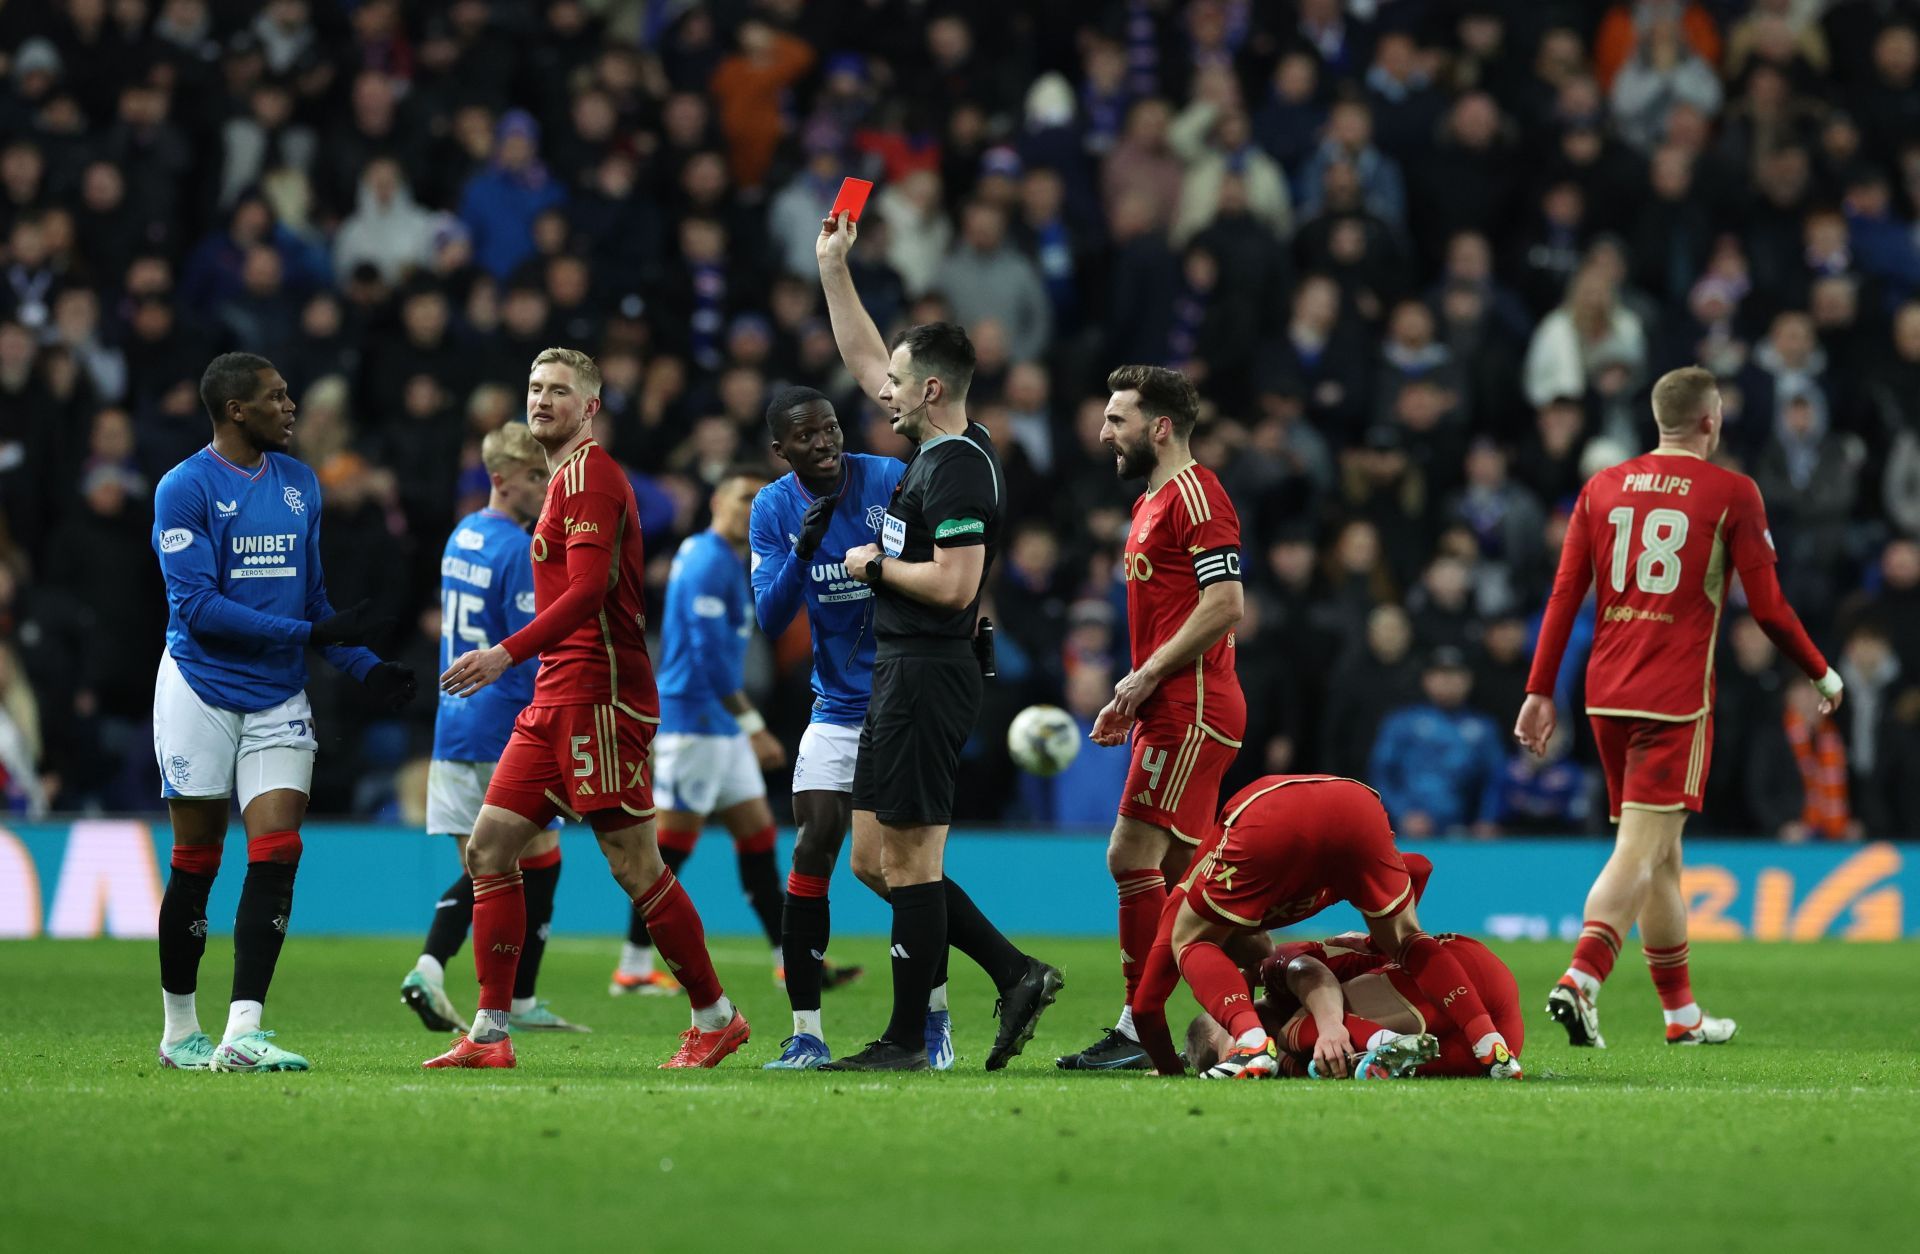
[
  {"left": 362, "top": 661, "right": 417, "bottom": 710},
  {"left": 795, "top": 491, "right": 841, "bottom": 561},
  {"left": 310, "top": 599, "right": 391, "bottom": 648}
]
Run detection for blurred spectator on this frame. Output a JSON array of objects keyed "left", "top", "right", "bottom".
[
  {"left": 1609, "top": 10, "right": 1724, "bottom": 153},
  {"left": 1524, "top": 265, "right": 1648, "bottom": 408},
  {"left": 457, "top": 110, "right": 566, "bottom": 280},
  {"left": 1497, "top": 721, "right": 1592, "bottom": 835},
  {"left": 333, "top": 158, "right": 436, "bottom": 285},
  {"left": 1369, "top": 646, "right": 1507, "bottom": 837},
  {"left": 934, "top": 200, "right": 1051, "bottom": 361},
  {"left": 1298, "top": 98, "right": 1406, "bottom": 238},
  {"left": 1748, "top": 679, "right": 1861, "bottom": 842},
  {"left": 1321, "top": 601, "right": 1417, "bottom": 780}
]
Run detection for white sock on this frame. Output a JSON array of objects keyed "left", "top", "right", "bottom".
[
  {"left": 1664, "top": 1002, "right": 1702, "bottom": 1028},
  {"left": 1563, "top": 967, "right": 1601, "bottom": 999},
  {"left": 471, "top": 1008, "right": 511, "bottom": 1042},
  {"left": 1114, "top": 1004, "right": 1137, "bottom": 1041},
  {"left": 511, "top": 996, "right": 537, "bottom": 1015},
  {"left": 927, "top": 982, "right": 949, "bottom": 1013},
  {"left": 692, "top": 995, "right": 735, "bottom": 1032},
  {"left": 793, "top": 1009, "right": 823, "bottom": 1040},
  {"left": 1234, "top": 1026, "right": 1268, "bottom": 1049},
  {"left": 162, "top": 990, "right": 199, "bottom": 1047},
  {"left": 619, "top": 942, "right": 655, "bottom": 978},
  {"left": 222, "top": 1000, "right": 263, "bottom": 1044},
  {"left": 414, "top": 954, "right": 445, "bottom": 984},
  {"left": 772, "top": 946, "right": 783, "bottom": 970},
  {"left": 1473, "top": 1031, "right": 1508, "bottom": 1059}
]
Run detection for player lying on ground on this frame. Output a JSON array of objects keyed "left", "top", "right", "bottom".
[
  {"left": 754, "top": 387, "right": 947, "bottom": 1071},
  {"left": 1128, "top": 775, "right": 1522, "bottom": 1079},
  {"left": 1058, "top": 366, "right": 1246, "bottom": 1074},
  {"left": 1518, "top": 366, "right": 1838, "bottom": 1049},
  {"left": 153, "top": 352, "right": 416, "bottom": 1072},
  {"left": 1183, "top": 922, "right": 1525, "bottom": 1081},
  {"left": 403, "top": 421, "right": 585, "bottom": 1036},
  {"left": 428, "top": 348, "right": 747, "bottom": 1070}
]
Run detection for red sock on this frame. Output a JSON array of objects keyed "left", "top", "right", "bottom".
[
  {"left": 1115, "top": 869, "right": 1167, "bottom": 1004},
  {"left": 736, "top": 824, "right": 777, "bottom": 856},
  {"left": 1176, "top": 940, "right": 1261, "bottom": 1040},
  {"left": 658, "top": 824, "right": 700, "bottom": 855},
  {"left": 787, "top": 870, "right": 829, "bottom": 898},
  {"left": 518, "top": 846, "right": 561, "bottom": 871},
  {"left": 1399, "top": 932, "right": 1498, "bottom": 1049},
  {"left": 636, "top": 869, "right": 724, "bottom": 1009},
  {"left": 1644, "top": 942, "right": 1693, "bottom": 1011},
  {"left": 471, "top": 870, "right": 525, "bottom": 1013},
  {"left": 1289, "top": 1012, "right": 1386, "bottom": 1054},
  {"left": 1569, "top": 919, "right": 1623, "bottom": 984}
]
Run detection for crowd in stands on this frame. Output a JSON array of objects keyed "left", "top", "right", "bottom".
[{"left": 1, "top": 0, "right": 1917, "bottom": 838}]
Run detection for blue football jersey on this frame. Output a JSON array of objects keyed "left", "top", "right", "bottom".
[
  {"left": 152, "top": 445, "right": 377, "bottom": 712},
  {"left": 657, "top": 529, "right": 751, "bottom": 735},
  {"left": 749, "top": 453, "right": 905, "bottom": 727},
  {"left": 432, "top": 508, "right": 538, "bottom": 761}
]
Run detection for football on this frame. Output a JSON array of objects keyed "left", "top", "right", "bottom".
[{"left": 1007, "top": 704, "right": 1081, "bottom": 777}]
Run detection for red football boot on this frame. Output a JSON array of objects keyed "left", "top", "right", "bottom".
[
  {"left": 423, "top": 1034, "right": 517, "bottom": 1069},
  {"left": 660, "top": 1011, "right": 751, "bottom": 1069}
]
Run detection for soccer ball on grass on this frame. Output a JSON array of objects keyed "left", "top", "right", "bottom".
[{"left": 1007, "top": 704, "right": 1081, "bottom": 777}]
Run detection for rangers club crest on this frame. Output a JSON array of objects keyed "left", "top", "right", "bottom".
[
  {"left": 866, "top": 504, "right": 885, "bottom": 532},
  {"left": 283, "top": 486, "right": 306, "bottom": 515}
]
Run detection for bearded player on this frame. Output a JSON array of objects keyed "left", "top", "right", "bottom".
[
  {"left": 1057, "top": 365, "right": 1245, "bottom": 1072},
  {"left": 1518, "top": 366, "right": 1841, "bottom": 1048},
  {"left": 1128, "top": 775, "right": 1523, "bottom": 1080},
  {"left": 427, "top": 348, "right": 748, "bottom": 1070}
]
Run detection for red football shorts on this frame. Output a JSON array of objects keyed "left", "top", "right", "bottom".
[
  {"left": 485, "top": 703, "right": 656, "bottom": 828},
  {"left": 1589, "top": 713, "right": 1712, "bottom": 822},
  {"left": 1117, "top": 716, "right": 1238, "bottom": 846},
  {"left": 1189, "top": 778, "right": 1412, "bottom": 930}
]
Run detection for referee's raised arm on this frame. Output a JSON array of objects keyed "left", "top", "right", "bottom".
[
  {"left": 810, "top": 299, "right": 1063, "bottom": 1073},
  {"left": 815, "top": 211, "right": 890, "bottom": 403}
]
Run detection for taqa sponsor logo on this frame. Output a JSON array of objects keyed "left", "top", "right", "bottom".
[
  {"left": 159, "top": 528, "right": 193, "bottom": 553},
  {"left": 566, "top": 518, "right": 599, "bottom": 535}
]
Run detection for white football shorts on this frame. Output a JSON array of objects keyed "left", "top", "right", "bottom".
[
  {"left": 653, "top": 731, "right": 766, "bottom": 816},
  {"left": 152, "top": 653, "right": 317, "bottom": 810},
  {"left": 791, "top": 721, "right": 860, "bottom": 795}
]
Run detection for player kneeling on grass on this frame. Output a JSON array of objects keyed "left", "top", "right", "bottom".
[
  {"left": 153, "top": 353, "right": 416, "bottom": 1072},
  {"left": 1129, "top": 776, "right": 1522, "bottom": 1080},
  {"left": 427, "top": 348, "right": 747, "bottom": 1071},
  {"left": 402, "top": 421, "right": 585, "bottom": 1036}
]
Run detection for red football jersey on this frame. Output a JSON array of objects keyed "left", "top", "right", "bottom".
[
  {"left": 1531, "top": 450, "right": 1779, "bottom": 720},
  {"left": 521, "top": 441, "right": 657, "bottom": 716},
  {"left": 1187, "top": 775, "right": 1412, "bottom": 932},
  {"left": 1124, "top": 461, "right": 1245, "bottom": 736}
]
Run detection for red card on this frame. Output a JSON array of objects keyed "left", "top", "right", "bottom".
[{"left": 829, "top": 177, "right": 874, "bottom": 223}]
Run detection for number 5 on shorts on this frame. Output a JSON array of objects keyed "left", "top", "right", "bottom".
[{"left": 571, "top": 735, "right": 594, "bottom": 778}]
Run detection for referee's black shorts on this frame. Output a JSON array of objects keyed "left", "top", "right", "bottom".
[{"left": 853, "top": 637, "right": 981, "bottom": 826}]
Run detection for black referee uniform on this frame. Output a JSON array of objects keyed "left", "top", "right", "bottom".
[
  {"left": 852, "top": 423, "right": 1000, "bottom": 824},
  {"left": 836, "top": 420, "right": 1062, "bottom": 1071}
]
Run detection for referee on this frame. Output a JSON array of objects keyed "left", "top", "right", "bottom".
[{"left": 814, "top": 210, "right": 1063, "bottom": 1071}]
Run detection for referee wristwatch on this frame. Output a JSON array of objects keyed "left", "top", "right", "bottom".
[{"left": 865, "top": 553, "right": 886, "bottom": 584}]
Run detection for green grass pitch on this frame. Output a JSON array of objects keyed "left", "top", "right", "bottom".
[{"left": 4, "top": 936, "right": 1916, "bottom": 1252}]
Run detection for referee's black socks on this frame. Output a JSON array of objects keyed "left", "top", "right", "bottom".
[
  {"left": 942, "top": 877, "right": 1026, "bottom": 992},
  {"left": 883, "top": 881, "right": 946, "bottom": 1048}
]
